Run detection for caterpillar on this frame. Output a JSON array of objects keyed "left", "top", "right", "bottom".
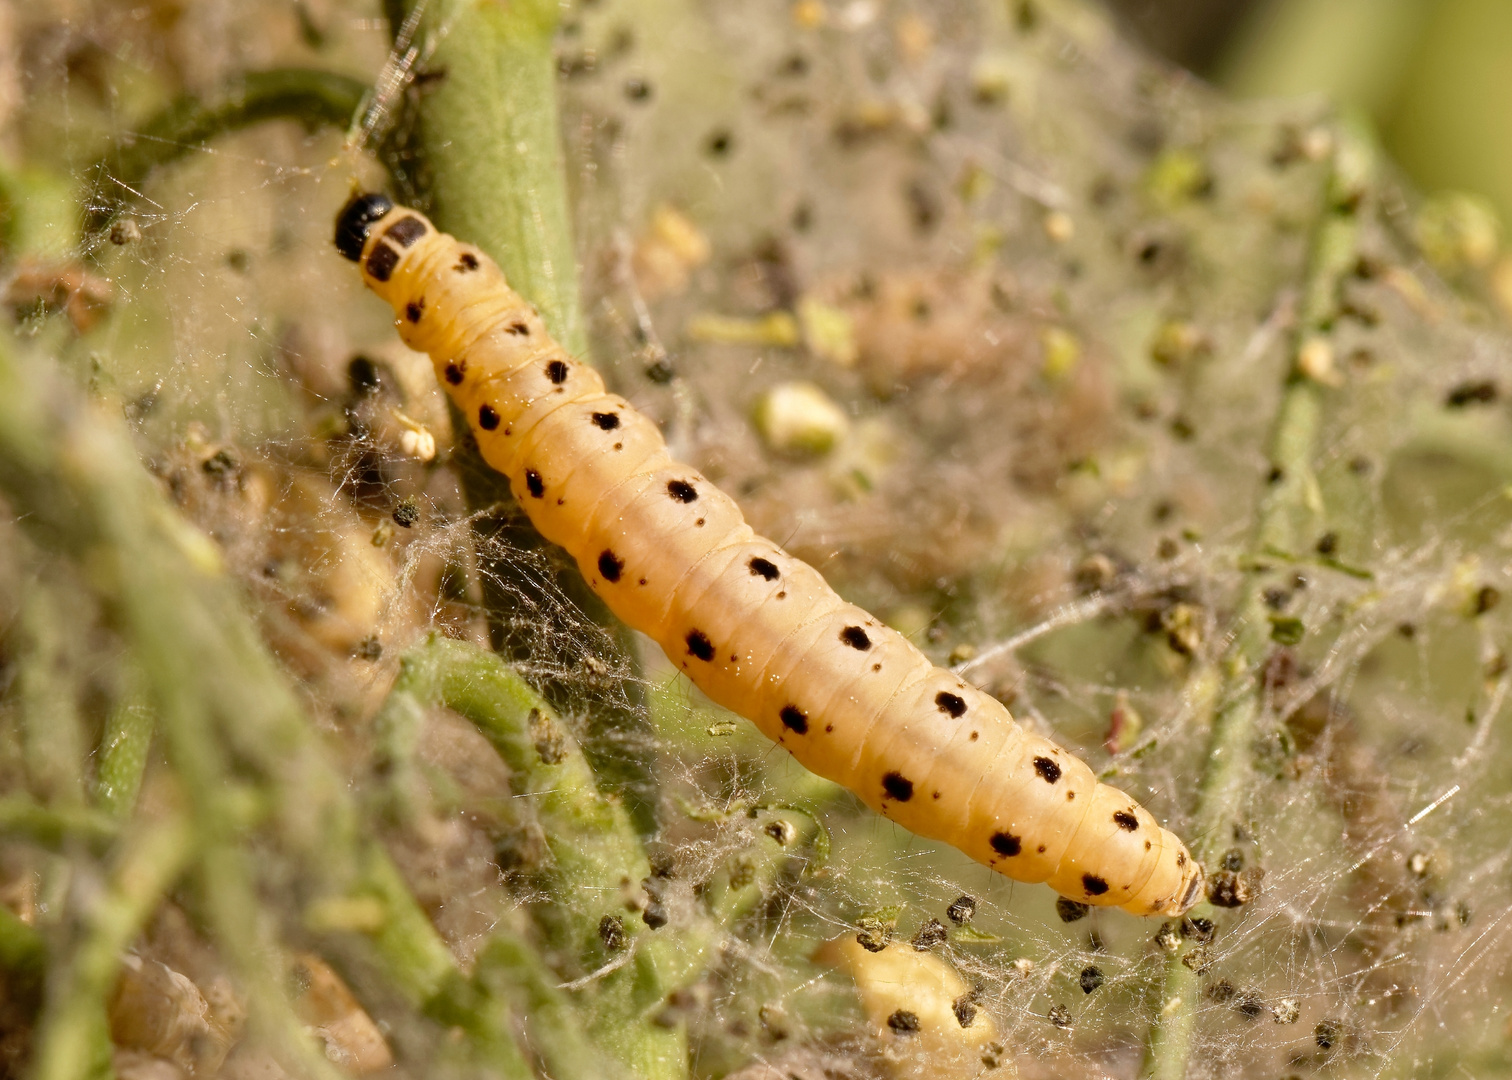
[{"left": 334, "top": 193, "right": 1205, "bottom": 917}]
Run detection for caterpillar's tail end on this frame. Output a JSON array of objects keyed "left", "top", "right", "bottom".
[
  {"left": 1176, "top": 861, "right": 1206, "bottom": 915},
  {"left": 335, "top": 192, "right": 395, "bottom": 261}
]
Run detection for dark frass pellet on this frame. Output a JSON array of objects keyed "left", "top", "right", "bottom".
[
  {"left": 392, "top": 497, "right": 420, "bottom": 528},
  {"left": 886, "top": 1010, "right": 920, "bottom": 1035},
  {"left": 911, "top": 919, "right": 949, "bottom": 951},
  {"left": 598, "top": 914, "right": 627, "bottom": 951},
  {"left": 946, "top": 895, "right": 977, "bottom": 924},
  {"left": 1056, "top": 897, "right": 1090, "bottom": 923},
  {"left": 1079, "top": 966, "right": 1103, "bottom": 994}
]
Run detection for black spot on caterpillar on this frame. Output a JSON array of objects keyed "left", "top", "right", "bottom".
[
  {"left": 335, "top": 195, "right": 1205, "bottom": 917},
  {"left": 935, "top": 691, "right": 966, "bottom": 717},
  {"left": 685, "top": 629, "right": 715, "bottom": 662},
  {"left": 882, "top": 771, "right": 914, "bottom": 802},
  {"left": 841, "top": 625, "right": 872, "bottom": 650},
  {"left": 990, "top": 831, "right": 1021, "bottom": 857},
  {"left": 1034, "top": 756, "right": 1062, "bottom": 783}
]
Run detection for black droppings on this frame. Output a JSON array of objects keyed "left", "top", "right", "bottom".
[
  {"left": 990, "top": 832, "right": 1021, "bottom": 857},
  {"left": 1113, "top": 811, "right": 1139, "bottom": 831},
  {"left": 780, "top": 705, "right": 808, "bottom": 734},
  {"left": 364, "top": 242, "right": 400, "bottom": 282},
  {"left": 334, "top": 192, "right": 394, "bottom": 261},
  {"left": 935, "top": 691, "right": 966, "bottom": 717},
  {"left": 886, "top": 1010, "right": 920, "bottom": 1036},
  {"left": 910, "top": 918, "right": 948, "bottom": 950},
  {"left": 347, "top": 355, "right": 382, "bottom": 394},
  {"left": 686, "top": 630, "right": 715, "bottom": 661},
  {"left": 525, "top": 470, "right": 544, "bottom": 498},
  {"left": 444, "top": 360, "right": 466, "bottom": 385},
  {"left": 1033, "top": 756, "right": 1062, "bottom": 783},
  {"left": 667, "top": 479, "right": 698, "bottom": 502},
  {"left": 952, "top": 995, "right": 977, "bottom": 1028},
  {"left": 598, "top": 914, "right": 627, "bottom": 951},
  {"left": 1082, "top": 874, "right": 1110, "bottom": 896},
  {"left": 598, "top": 550, "right": 624, "bottom": 582},
  {"left": 1181, "top": 916, "right": 1215, "bottom": 943},
  {"left": 1079, "top": 966, "right": 1104, "bottom": 994},
  {"left": 946, "top": 895, "right": 977, "bottom": 924},
  {"left": 591, "top": 411, "right": 621, "bottom": 430},
  {"left": 478, "top": 404, "right": 500, "bottom": 431},
  {"left": 391, "top": 498, "right": 419, "bottom": 528},
  {"left": 882, "top": 772, "right": 914, "bottom": 802},
  {"left": 840, "top": 626, "right": 872, "bottom": 650},
  {"left": 749, "top": 557, "right": 779, "bottom": 580},
  {"left": 405, "top": 299, "right": 424, "bottom": 322},
  {"left": 1056, "top": 898, "right": 1090, "bottom": 923},
  {"left": 1446, "top": 380, "right": 1498, "bottom": 408},
  {"left": 705, "top": 128, "right": 734, "bottom": 157},
  {"left": 546, "top": 358, "right": 569, "bottom": 383}
]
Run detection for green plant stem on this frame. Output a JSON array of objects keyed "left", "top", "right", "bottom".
[
  {"left": 84, "top": 68, "right": 369, "bottom": 236},
  {"left": 385, "top": 0, "right": 658, "bottom": 834},
  {"left": 94, "top": 663, "right": 154, "bottom": 818},
  {"left": 0, "top": 797, "right": 119, "bottom": 851},
  {"left": 377, "top": 634, "right": 651, "bottom": 964},
  {"left": 30, "top": 812, "right": 193, "bottom": 1080},
  {"left": 0, "top": 335, "right": 532, "bottom": 1075},
  {"left": 1140, "top": 132, "right": 1368, "bottom": 1080},
  {"left": 397, "top": 0, "right": 584, "bottom": 357},
  {"left": 470, "top": 936, "right": 631, "bottom": 1080},
  {"left": 375, "top": 637, "right": 825, "bottom": 1080},
  {"left": 16, "top": 580, "right": 86, "bottom": 807},
  {"left": 0, "top": 903, "right": 46, "bottom": 982},
  {"left": 587, "top": 807, "right": 823, "bottom": 1080}
]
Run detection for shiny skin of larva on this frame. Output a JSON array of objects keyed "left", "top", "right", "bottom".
[
  {"left": 1138, "top": 829, "right": 1203, "bottom": 915},
  {"left": 349, "top": 204, "right": 1203, "bottom": 916},
  {"left": 853, "top": 677, "right": 1030, "bottom": 845},
  {"left": 744, "top": 605, "right": 900, "bottom": 791},
  {"left": 772, "top": 620, "right": 927, "bottom": 793},
  {"left": 470, "top": 353, "right": 609, "bottom": 475},
  {"left": 1043, "top": 783, "right": 1162, "bottom": 906},
  {"left": 846, "top": 665, "right": 981, "bottom": 810},
  {"left": 976, "top": 735, "right": 1098, "bottom": 886},
  {"left": 575, "top": 468, "right": 752, "bottom": 631}
]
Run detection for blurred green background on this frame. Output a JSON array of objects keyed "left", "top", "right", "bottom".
[{"left": 1111, "top": 0, "right": 1512, "bottom": 232}]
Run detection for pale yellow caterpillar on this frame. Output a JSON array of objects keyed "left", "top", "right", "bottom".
[
  {"left": 814, "top": 935, "right": 1000, "bottom": 1080},
  {"left": 334, "top": 194, "right": 1204, "bottom": 917}
]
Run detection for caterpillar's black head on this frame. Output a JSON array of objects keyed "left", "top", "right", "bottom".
[{"left": 334, "top": 192, "right": 395, "bottom": 261}]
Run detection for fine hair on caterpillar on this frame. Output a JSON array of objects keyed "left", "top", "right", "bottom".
[{"left": 334, "top": 192, "right": 1205, "bottom": 917}]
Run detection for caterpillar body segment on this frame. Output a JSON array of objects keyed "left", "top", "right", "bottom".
[{"left": 335, "top": 193, "right": 1204, "bottom": 917}]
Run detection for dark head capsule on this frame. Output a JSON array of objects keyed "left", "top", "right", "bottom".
[{"left": 334, "top": 192, "right": 395, "bottom": 261}]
